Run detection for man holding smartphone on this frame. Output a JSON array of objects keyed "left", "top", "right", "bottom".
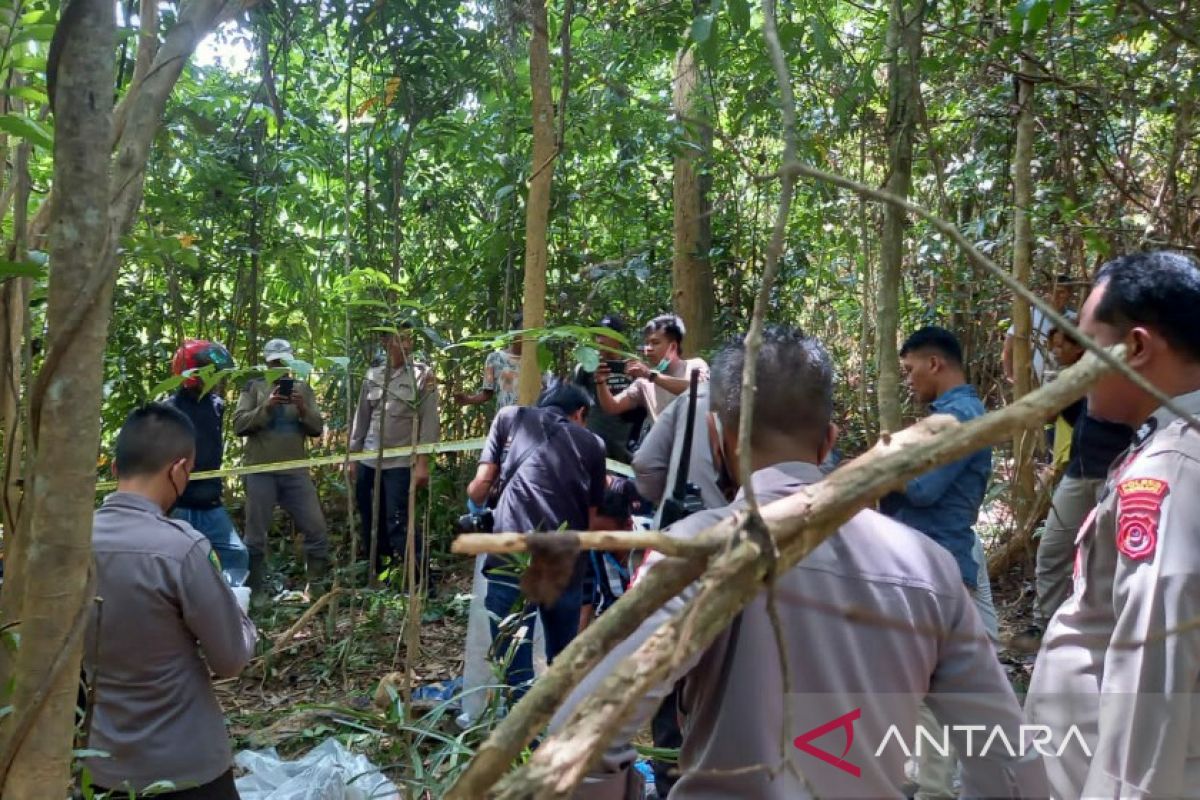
[
  {"left": 594, "top": 313, "right": 709, "bottom": 429},
  {"left": 570, "top": 313, "right": 646, "bottom": 462},
  {"left": 234, "top": 338, "right": 330, "bottom": 605}
]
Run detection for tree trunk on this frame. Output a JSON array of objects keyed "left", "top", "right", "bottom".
[
  {"left": 0, "top": 1, "right": 249, "bottom": 790},
  {"left": 671, "top": 46, "right": 714, "bottom": 356},
  {"left": 1011, "top": 57, "right": 1037, "bottom": 527},
  {"left": 518, "top": 0, "right": 555, "bottom": 406},
  {"left": 876, "top": 0, "right": 925, "bottom": 433},
  {"left": 0, "top": 1, "right": 115, "bottom": 793}
]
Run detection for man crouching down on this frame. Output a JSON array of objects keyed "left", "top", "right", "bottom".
[
  {"left": 551, "top": 326, "right": 1049, "bottom": 799},
  {"left": 83, "top": 403, "right": 257, "bottom": 799}
]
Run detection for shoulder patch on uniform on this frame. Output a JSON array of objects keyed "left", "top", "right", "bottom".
[
  {"left": 1116, "top": 478, "right": 1169, "bottom": 561},
  {"left": 208, "top": 547, "right": 223, "bottom": 573}
]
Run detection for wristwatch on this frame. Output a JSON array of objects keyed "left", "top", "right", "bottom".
[{"left": 648, "top": 371, "right": 659, "bottom": 384}]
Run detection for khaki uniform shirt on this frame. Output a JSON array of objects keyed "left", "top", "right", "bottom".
[
  {"left": 83, "top": 492, "right": 257, "bottom": 792},
  {"left": 232, "top": 377, "right": 323, "bottom": 466},
  {"left": 349, "top": 362, "right": 439, "bottom": 469},
  {"left": 554, "top": 462, "right": 1048, "bottom": 799},
  {"left": 1028, "top": 388, "right": 1200, "bottom": 798}
]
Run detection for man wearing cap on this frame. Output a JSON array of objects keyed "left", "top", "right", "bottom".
[
  {"left": 570, "top": 313, "right": 647, "bottom": 463},
  {"left": 348, "top": 322, "right": 440, "bottom": 576},
  {"left": 166, "top": 338, "right": 249, "bottom": 577},
  {"left": 233, "top": 338, "right": 330, "bottom": 600}
]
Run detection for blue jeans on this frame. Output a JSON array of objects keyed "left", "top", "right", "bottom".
[
  {"left": 171, "top": 505, "right": 249, "bottom": 575},
  {"left": 484, "top": 571, "right": 582, "bottom": 700}
]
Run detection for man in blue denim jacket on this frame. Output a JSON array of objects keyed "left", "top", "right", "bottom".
[
  {"left": 881, "top": 325, "right": 999, "bottom": 799},
  {"left": 881, "top": 326, "right": 992, "bottom": 597}
]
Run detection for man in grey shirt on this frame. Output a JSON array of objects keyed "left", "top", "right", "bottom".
[
  {"left": 552, "top": 327, "right": 1047, "bottom": 799},
  {"left": 84, "top": 403, "right": 257, "bottom": 798}
]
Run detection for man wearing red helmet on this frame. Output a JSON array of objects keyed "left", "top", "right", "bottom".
[{"left": 166, "top": 339, "right": 249, "bottom": 579}]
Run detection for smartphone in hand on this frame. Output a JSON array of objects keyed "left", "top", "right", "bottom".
[{"left": 275, "top": 376, "right": 295, "bottom": 400}]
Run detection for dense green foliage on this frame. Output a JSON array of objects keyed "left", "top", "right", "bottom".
[{"left": 1, "top": 0, "right": 1196, "bottom": 469}]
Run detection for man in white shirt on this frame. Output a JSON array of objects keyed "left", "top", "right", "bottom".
[{"left": 1002, "top": 273, "right": 1074, "bottom": 385}]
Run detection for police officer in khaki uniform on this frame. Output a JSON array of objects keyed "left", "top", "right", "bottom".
[
  {"left": 84, "top": 403, "right": 256, "bottom": 798},
  {"left": 554, "top": 327, "right": 1048, "bottom": 799},
  {"left": 1027, "top": 251, "right": 1200, "bottom": 798},
  {"left": 348, "top": 318, "right": 439, "bottom": 575}
]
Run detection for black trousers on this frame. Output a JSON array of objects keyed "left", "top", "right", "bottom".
[
  {"left": 355, "top": 464, "right": 424, "bottom": 575},
  {"left": 95, "top": 769, "right": 239, "bottom": 800}
]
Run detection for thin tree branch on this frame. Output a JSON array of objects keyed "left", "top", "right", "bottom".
[{"left": 766, "top": 159, "right": 1200, "bottom": 435}]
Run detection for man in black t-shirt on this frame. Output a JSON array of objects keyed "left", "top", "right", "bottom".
[
  {"left": 166, "top": 339, "right": 249, "bottom": 578},
  {"left": 466, "top": 385, "right": 607, "bottom": 699},
  {"left": 571, "top": 313, "right": 646, "bottom": 462}
]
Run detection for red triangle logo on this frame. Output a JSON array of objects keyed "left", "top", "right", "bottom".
[{"left": 793, "top": 707, "right": 862, "bottom": 778}]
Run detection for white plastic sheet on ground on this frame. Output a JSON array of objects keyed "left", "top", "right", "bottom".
[{"left": 235, "top": 738, "right": 400, "bottom": 800}]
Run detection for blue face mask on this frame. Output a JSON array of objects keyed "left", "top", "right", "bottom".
[{"left": 654, "top": 357, "right": 671, "bottom": 372}]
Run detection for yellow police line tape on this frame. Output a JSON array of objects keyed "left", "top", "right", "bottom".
[{"left": 94, "top": 437, "right": 636, "bottom": 493}]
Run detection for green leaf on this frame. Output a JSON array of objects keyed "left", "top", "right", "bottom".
[
  {"left": 1053, "top": 0, "right": 1070, "bottom": 15},
  {"left": 0, "top": 114, "right": 52, "bottom": 149},
  {"left": 0, "top": 259, "right": 45, "bottom": 278},
  {"left": 1026, "top": 0, "right": 1051, "bottom": 34},
  {"left": 283, "top": 358, "right": 314, "bottom": 380},
  {"left": 728, "top": 0, "right": 750, "bottom": 33},
  {"left": 12, "top": 23, "right": 55, "bottom": 44},
  {"left": 319, "top": 355, "right": 351, "bottom": 371},
  {"left": 692, "top": 14, "right": 720, "bottom": 71},
  {"left": 536, "top": 342, "right": 553, "bottom": 372},
  {"left": 573, "top": 344, "right": 600, "bottom": 372},
  {"left": 149, "top": 374, "right": 185, "bottom": 398}
]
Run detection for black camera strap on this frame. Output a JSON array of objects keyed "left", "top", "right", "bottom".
[
  {"left": 669, "top": 369, "right": 702, "bottom": 505},
  {"left": 490, "top": 408, "right": 564, "bottom": 507}
]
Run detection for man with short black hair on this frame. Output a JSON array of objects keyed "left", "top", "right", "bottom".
[
  {"left": 84, "top": 403, "right": 256, "bottom": 799},
  {"left": 883, "top": 327, "right": 995, "bottom": 614},
  {"left": 882, "top": 326, "right": 999, "bottom": 799},
  {"left": 1028, "top": 251, "right": 1200, "bottom": 798},
  {"left": 594, "top": 313, "right": 708, "bottom": 426},
  {"left": 467, "top": 384, "right": 607, "bottom": 699},
  {"left": 554, "top": 326, "right": 1046, "bottom": 798}
]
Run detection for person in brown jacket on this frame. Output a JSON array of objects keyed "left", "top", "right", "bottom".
[
  {"left": 233, "top": 338, "right": 329, "bottom": 602},
  {"left": 552, "top": 326, "right": 1048, "bottom": 799}
]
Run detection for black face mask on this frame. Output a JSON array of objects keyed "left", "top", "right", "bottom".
[
  {"left": 707, "top": 412, "right": 738, "bottom": 503},
  {"left": 165, "top": 460, "right": 187, "bottom": 514}
]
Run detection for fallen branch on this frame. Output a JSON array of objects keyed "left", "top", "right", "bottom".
[
  {"left": 494, "top": 349, "right": 1116, "bottom": 800},
  {"left": 270, "top": 588, "right": 344, "bottom": 654},
  {"left": 448, "top": 348, "right": 1118, "bottom": 799},
  {"left": 451, "top": 530, "right": 714, "bottom": 559}
]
